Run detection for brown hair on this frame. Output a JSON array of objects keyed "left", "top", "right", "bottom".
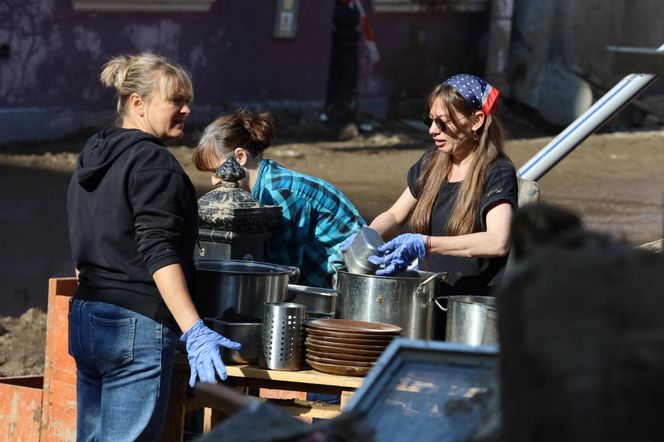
[
  {"left": 409, "top": 83, "right": 508, "bottom": 236},
  {"left": 193, "top": 109, "right": 276, "bottom": 171},
  {"left": 99, "top": 52, "right": 193, "bottom": 126}
]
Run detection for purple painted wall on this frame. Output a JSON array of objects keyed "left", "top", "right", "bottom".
[
  {"left": 0, "top": 0, "right": 489, "bottom": 140},
  {"left": 363, "top": 11, "right": 488, "bottom": 114},
  {"left": 0, "top": 0, "right": 337, "bottom": 106}
]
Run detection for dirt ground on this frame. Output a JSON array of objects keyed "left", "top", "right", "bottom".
[{"left": 1, "top": 117, "right": 663, "bottom": 377}]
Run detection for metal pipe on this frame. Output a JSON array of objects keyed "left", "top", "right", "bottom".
[
  {"left": 485, "top": 0, "right": 515, "bottom": 94},
  {"left": 518, "top": 43, "right": 664, "bottom": 181}
]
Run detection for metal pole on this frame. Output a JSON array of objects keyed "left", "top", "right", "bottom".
[
  {"left": 485, "top": 0, "right": 515, "bottom": 94},
  {"left": 518, "top": 43, "right": 664, "bottom": 181}
]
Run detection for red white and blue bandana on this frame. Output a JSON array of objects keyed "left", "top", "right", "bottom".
[{"left": 443, "top": 74, "right": 500, "bottom": 115}]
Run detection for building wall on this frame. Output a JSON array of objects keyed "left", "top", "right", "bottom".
[
  {"left": 0, "top": 0, "right": 490, "bottom": 142},
  {"left": 509, "top": 0, "right": 664, "bottom": 126},
  {"left": 0, "top": 0, "right": 335, "bottom": 107},
  {"left": 2, "top": 0, "right": 662, "bottom": 141}
]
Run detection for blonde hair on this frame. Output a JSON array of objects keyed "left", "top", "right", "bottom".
[
  {"left": 99, "top": 52, "right": 193, "bottom": 126},
  {"left": 410, "top": 83, "right": 508, "bottom": 236},
  {"left": 193, "top": 109, "right": 275, "bottom": 172}
]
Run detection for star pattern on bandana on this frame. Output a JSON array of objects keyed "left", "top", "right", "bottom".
[{"left": 443, "top": 74, "right": 500, "bottom": 115}]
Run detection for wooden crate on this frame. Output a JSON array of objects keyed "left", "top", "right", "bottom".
[
  {"left": 0, "top": 277, "right": 78, "bottom": 442},
  {"left": 40, "top": 277, "right": 78, "bottom": 442},
  {"left": 0, "top": 376, "right": 44, "bottom": 441}
]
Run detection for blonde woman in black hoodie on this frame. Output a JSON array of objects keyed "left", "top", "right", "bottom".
[{"left": 67, "top": 53, "right": 239, "bottom": 441}]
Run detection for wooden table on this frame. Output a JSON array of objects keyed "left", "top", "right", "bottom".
[
  {"left": 163, "top": 353, "right": 366, "bottom": 441},
  {"left": 41, "top": 277, "right": 366, "bottom": 441}
]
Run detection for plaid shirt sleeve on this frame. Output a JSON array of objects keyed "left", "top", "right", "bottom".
[
  {"left": 264, "top": 188, "right": 311, "bottom": 269},
  {"left": 256, "top": 159, "right": 365, "bottom": 287}
]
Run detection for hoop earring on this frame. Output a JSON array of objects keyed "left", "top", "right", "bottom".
[{"left": 473, "top": 131, "right": 479, "bottom": 141}]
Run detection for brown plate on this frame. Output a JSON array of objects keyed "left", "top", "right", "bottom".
[
  {"left": 306, "top": 347, "right": 379, "bottom": 362},
  {"left": 306, "top": 353, "right": 375, "bottom": 367},
  {"left": 305, "top": 359, "right": 372, "bottom": 377},
  {"left": 305, "top": 333, "right": 395, "bottom": 348},
  {"left": 305, "top": 336, "right": 388, "bottom": 352},
  {"left": 305, "top": 327, "right": 397, "bottom": 341},
  {"left": 306, "top": 318, "right": 402, "bottom": 334},
  {"left": 305, "top": 340, "right": 384, "bottom": 357}
]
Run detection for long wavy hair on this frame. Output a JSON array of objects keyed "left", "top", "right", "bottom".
[{"left": 409, "top": 83, "right": 507, "bottom": 236}]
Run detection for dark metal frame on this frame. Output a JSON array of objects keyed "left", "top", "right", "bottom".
[{"left": 345, "top": 338, "right": 499, "bottom": 412}]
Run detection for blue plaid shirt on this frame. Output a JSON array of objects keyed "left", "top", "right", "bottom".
[{"left": 252, "top": 159, "right": 365, "bottom": 288}]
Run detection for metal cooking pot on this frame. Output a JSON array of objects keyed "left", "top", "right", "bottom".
[
  {"left": 435, "top": 295, "right": 497, "bottom": 346},
  {"left": 204, "top": 317, "right": 262, "bottom": 365},
  {"left": 482, "top": 307, "right": 498, "bottom": 345},
  {"left": 195, "top": 259, "right": 300, "bottom": 319},
  {"left": 335, "top": 269, "right": 447, "bottom": 339},
  {"left": 286, "top": 284, "right": 337, "bottom": 318}
]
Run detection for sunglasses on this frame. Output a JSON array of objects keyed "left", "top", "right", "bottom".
[{"left": 422, "top": 115, "right": 451, "bottom": 132}]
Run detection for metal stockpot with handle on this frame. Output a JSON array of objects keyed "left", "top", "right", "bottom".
[
  {"left": 335, "top": 269, "right": 447, "bottom": 339},
  {"left": 195, "top": 259, "right": 300, "bottom": 319},
  {"left": 435, "top": 295, "right": 498, "bottom": 346}
]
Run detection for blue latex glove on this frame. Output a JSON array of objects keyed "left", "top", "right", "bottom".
[
  {"left": 180, "top": 319, "right": 241, "bottom": 387},
  {"left": 368, "top": 233, "right": 426, "bottom": 276},
  {"left": 339, "top": 232, "right": 358, "bottom": 252}
]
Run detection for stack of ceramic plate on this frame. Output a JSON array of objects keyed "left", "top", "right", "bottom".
[{"left": 304, "top": 318, "right": 402, "bottom": 376}]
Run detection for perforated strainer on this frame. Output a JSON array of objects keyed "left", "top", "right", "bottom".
[{"left": 260, "top": 302, "right": 306, "bottom": 370}]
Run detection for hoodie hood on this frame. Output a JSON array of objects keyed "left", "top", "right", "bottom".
[{"left": 75, "top": 128, "right": 162, "bottom": 191}]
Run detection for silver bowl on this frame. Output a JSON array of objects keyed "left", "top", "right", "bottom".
[
  {"left": 204, "top": 317, "right": 262, "bottom": 365},
  {"left": 342, "top": 226, "right": 384, "bottom": 275}
]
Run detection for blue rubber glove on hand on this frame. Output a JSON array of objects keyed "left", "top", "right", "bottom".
[
  {"left": 180, "top": 319, "right": 241, "bottom": 387},
  {"left": 339, "top": 232, "right": 358, "bottom": 252},
  {"left": 368, "top": 233, "right": 426, "bottom": 276}
]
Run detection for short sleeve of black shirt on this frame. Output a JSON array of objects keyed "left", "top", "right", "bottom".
[
  {"left": 407, "top": 149, "right": 432, "bottom": 198},
  {"left": 478, "top": 156, "right": 518, "bottom": 230},
  {"left": 405, "top": 151, "right": 518, "bottom": 294}
]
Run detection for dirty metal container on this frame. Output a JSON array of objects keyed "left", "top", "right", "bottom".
[
  {"left": 205, "top": 317, "right": 262, "bottom": 365},
  {"left": 335, "top": 269, "right": 446, "bottom": 340},
  {"left": 482, "top": 307, "right": 498, "bottom": 345},
  {"left": 436, "top": 296, "right": 497, "bottom": 346},
  {"left": 286, "top": 284, "right": 337, "bottom": 318},
  {"left": 342, "top": 226, "right": 384, "bottom": 275},
  {"left": 195, "top": 259, "right": 299, "bottom": 319}
]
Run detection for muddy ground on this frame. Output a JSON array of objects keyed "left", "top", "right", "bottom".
[{"left": 1, "top": 115, "right": 663, "bottom": 377}]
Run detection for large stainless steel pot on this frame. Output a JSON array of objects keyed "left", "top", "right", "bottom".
[
  {"left": 436, "top": 295, "right": 497, "bottom": 346},
  {"left": 195, "top": 259, "right": 300, "bottom": 319},
  {"left": 335, "top": 269, "right": 447, "bottom": 339}
]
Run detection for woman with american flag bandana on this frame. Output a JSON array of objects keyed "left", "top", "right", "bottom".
[{"left": 363, "top": 74, "right": 518, "bottom": 296}]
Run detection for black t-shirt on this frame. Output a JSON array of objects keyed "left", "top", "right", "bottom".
[{"left": 407, "top": 150, "right": 518, "bottom": 295}]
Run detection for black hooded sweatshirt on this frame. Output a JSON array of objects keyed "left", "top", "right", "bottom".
[{"left": 67, "top": 127, "right": 198, "bottom": 332}]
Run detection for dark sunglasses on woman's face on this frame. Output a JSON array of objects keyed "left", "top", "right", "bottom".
[{"left": 422, "top": 115, "right": 449, "bottom": 132}]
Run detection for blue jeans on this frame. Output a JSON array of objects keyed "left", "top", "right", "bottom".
[{"left": 69, "top": 299, "right": 178, "bottom": 442}]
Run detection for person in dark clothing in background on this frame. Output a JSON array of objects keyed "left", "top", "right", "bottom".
[
  {"left": 509, "top": 201, "right": 582, "bottom": 262},
  {"left": 67, "top": 53, "right": 240, "bottom": 441},
  {"left": 322, "top": 0, "right": 360, "bottom": 125},
  {"left": 497, "top": 203, "right": 664, "bottom": 442}
]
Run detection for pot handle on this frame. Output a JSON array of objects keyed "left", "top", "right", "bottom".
[
  {"left": 434, "top": 296, "right": 448, "bottom": 312},
  {"left": 413, "top": 272, "right": 446, "bottom": 300},
  {"left": 287, "top": 266, "right": 301, "bottom": 284}
]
